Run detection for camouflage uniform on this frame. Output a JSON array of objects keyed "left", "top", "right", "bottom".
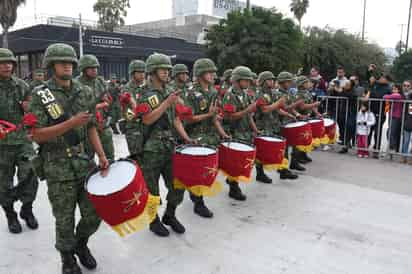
[
  {"left": 0, "top": 48, "right": 38, "bottom": 233},
  {"left": 295, "top": 76, "right": 314, "bottom": 116},
  {"left": 78, "top": 55, "right": 114, "bottom": 160},
  {"left": 29, "top": 44, "right": 101, "bottom": 258},
  {"left": 28, "top": 69, "right": 46, "bottom": 92},
  {"left": 108, "top": 74, "right": 121, "bottom": 133}
]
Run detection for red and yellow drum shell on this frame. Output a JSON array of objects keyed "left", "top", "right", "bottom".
[
  {"left": 254, "top": 136, "right": 288, "bottom": 170},
  {"left": 281, "top": 121, "right": 313, "bottom": 147},
  {"left": 308, "top": 119, "right": 325, "bottom": 139},
  {"left": 324, "top": 118, "right": 337, "bottom": 144},
  {"left": 218, "top": 141, "right": 256, "bottom": 183},
  {"left": 173, "top": 145, "right": 221, "bottom": 196}
]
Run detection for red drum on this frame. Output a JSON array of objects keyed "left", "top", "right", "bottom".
[
  {"left": 254, "top": 136, "right": 288, "bottom": 170},
  {"left": 173, "top": 145, "right": 221, "bottom": 197},
  {"left": 281, "top": 121, "right": 313, "bottom": 152},
  {"left": 323, "top": 118, "right": 337, "bottom": 144},
  {"left": 218, "top": 141, "right": 256, "bottom": 183},
  {"left": 0, "top": 120, "right": 17, "bottom": 139},
  {"left": 85, "top": 159, "right": 159, "bottom": 237},
  {"left": 308, "top": 119, "right": 325, "bottom": 148}
]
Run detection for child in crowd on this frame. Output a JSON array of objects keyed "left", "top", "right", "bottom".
[{"left": 356, "top": 102, "right": 376, "bottom": 158}]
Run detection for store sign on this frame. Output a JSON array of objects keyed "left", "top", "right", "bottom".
[
  {"left": 89, "top": 35, "right": 124, "bottom": 48},
  {"left": 213, "top": 0, "right": 245, "bottom": 17}
]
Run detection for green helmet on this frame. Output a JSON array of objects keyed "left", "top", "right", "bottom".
[
  {"left": 43, "top": 43, "right": 78, "bottom": 69},
  {"left": 78, "top": 54, "right": 99, "bottom": 72},
  {"left": 277, "top": 71, "right": 294, "bottom": 83},
  {"left": 258, "top": 71, "right": 276, "bottom": 86},
  {"left": 145, "top": 53, "right": 172, "bottom": 74},
  {"left": 0, "top": 48, "right": 17, "bottom": 64},
  {"left": 296, "top": 75, "right": 309, "bottom": 87},
  {"left": 252, "top": 72, "right": 258, "bottom": 80},
  {"left": 222, "top": 69, "right": 233, "bottom": 81},
  {"left": 231, "top": 66, "right": 254, "bottom": 82},
  {"left": 129, "top": 60, "right": 146, "bottom": 75},
  {"left": 172, "top": 64, "right": 189, "bottom": 78},
  {"left": 193, "top": 58, "right": 217, "bottom": 77}
]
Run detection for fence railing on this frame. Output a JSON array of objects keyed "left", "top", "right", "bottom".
[{"left": 317, "top": 95, "right": 412, "bottom": 160}]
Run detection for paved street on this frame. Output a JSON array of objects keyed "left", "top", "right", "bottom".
[{"left": 2, "top": 135, "right": 412, "bottom": 274}]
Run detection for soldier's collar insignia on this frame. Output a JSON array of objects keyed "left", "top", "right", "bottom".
[{"left": 148, "top": 95, "right": 160, "bottom": 108}]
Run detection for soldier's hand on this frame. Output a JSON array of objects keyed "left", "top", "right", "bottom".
[
  {"left": 247, "top": 102, "right": 258, "bottom": 113},
  {"left": 98, "top": 155, "right": 110, "bottom": 177},
  {"left": 69, "top": 112, "right": 92, "bottom": 128},
  {"left": 314, "top": 101, "right": 321, "bottom": 107},
  {"left": 209, "top": 101, "right": 218, "bottom": 116},
  {"left": 166, "top": 92, "right": 180, "bottom": 106}
]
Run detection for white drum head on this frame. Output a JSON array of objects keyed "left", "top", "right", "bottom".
[
  {"left": 180, "top": 146, "right": 216, "bottom": 156},
  {"left": 324, "top": 118, "right": 335, "bottom": 127},
  {"left": 284, "top": 121, "right": 307, "bottom": 128},
  {"left": 87, "top": 161, "right": 136, "bottom": 196},
  {"left": 257, "top": 136, "right": 283, "bottom": 142},
  {"left": 221, "top": 142, "right": 254, "bottom": 152},
  {"left": 309, "top": 119, "right": 322, "bottom": 124}
]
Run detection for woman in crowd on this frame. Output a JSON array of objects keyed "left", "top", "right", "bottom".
[{"left": 383, "top": 84, "right": 404, "bottom": 153}]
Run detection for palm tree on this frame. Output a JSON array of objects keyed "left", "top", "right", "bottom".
[
  {"left": 290, "top": 0, "right": 309, "bottom": 29},
  {"left": 0, "top": 0, "right": 26, "bottom": 48}
]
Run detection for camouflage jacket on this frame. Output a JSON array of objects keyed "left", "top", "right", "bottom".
[
  {"left": 78, "top": 75, "right": 110, "bottom": 123},
  {"left": 29, "top": 78, "right": 97, "bottom": 182},
  {"left": 137, "top": 81, "right": 176, "bottom": 153},
  {"left": 122, "top": 80, "right": 145, "bottom": 125},
  {"left": 278, "top": 88, "right": 296, "bottom": 124},
  {"left": 255, "top": 87, "right": 283, "bottom": 135},
  {"left": 222, "top": 87, "right": 253, "bottom": 142},
  {"left": 0, "top": 76, "right": 30, "bottom": 145},
  {"left": 29, "top": 79, "right": 46, "bottom": 92},
  {"left": 295, "top": 88, "right": 314, "bottom": 115}
]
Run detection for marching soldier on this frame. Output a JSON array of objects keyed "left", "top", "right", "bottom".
[
  {"left": 108, "top": 74, "right": 121, "bottom": 134},
  {"left": 29, "top": 43, "right": 109, "bottom": 274},
  {"left": 29, "top": 68, "right": 46, "bottom": 91},
  {"left": 182, "top": 58, "right": 230, "bottom": 218},
  {"left": 121, "top": 59, "right": 146, "bottom": 159},
  {"left": 77, "top": 54, "right": 115, "bottom": 161},
  {"left": 135, "top": 53, "right": 189, "bottom": 237},
  {"left": 255, "top": 71, "right": 298, "bottom": 180},
  {"left": 222, "top": 66, "right": 259, "bottom": 201},
  {"left": 0, "top": 48, "right": 39, "bottom": 234},
  {"left": 217, "top": 69, "right": 232, "bottom": 100},
  {"left": 170, "top": 64, "right": 191, "bottom": 93}
]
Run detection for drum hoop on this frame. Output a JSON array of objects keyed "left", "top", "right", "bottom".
[
  {"left": 308, "top": 119, "right": 323, "bottom": 123},
  {"left": 281, "top": 121, "right": 309, "bottom": 128},
  {"left": 84, "top": 158, "right": 136, "bottom": 192},
  {"left": 175, "top": 144, "right": 217, "bottom": 155},
  {"left": 220, "top": 139, "right": 255, "bottom": 149},
  {"left": 256, "top": 135, "right": 285, "bottom": 141}
]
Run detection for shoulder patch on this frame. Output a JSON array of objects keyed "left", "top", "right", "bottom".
[{"left": 148, "top": 95, "right": 160, "bottom": 108}]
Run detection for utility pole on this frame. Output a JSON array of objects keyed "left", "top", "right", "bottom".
[
  {"left": 399, "top": 24, "right": 407, "bottom": 54},
  {"left": 406, "top": 0, "right": 412, "bottom": 51},
  {"left": 34, "top": 0, "right": 37, "bottom": 21},
  {"left": 361, "top": 0, "right": 367, "bottom": 41},
  {"left": 246, "top": 0, "right": 251, "bottom": 11},
  {"left": 79, "top": 13, "right": 83, "bottom": 57}
]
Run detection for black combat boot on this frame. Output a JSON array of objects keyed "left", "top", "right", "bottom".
[
  {"left": 74, "top": 238, "right": 97, "bottom": 270},
  {"left": 279, "top": 169, "right": 298, "bottom": 180},
  {"left": 61, "top": 252, "right": 82, "bottom": 274},
  {"left": 294, "top": 151, "right": 309, "bottom": 164},
  {"left": 190, "top": 194, "right": 213, "bottom": 218},
  {"left": 162, "top": 204, "right": 186, "bottom": 234},
  {"left": 227, "top": 179, "right": 247, "bottom": 201},
  {"left": 149, "top": 215, "right": 170, "bottom": 237},
  {"left": 2, "top": 205, "right": 22, "bottom": 234},
  {"left": 301, "top": 152, "right": 312, "bottom": 163},
  {"left": 290, "top": 158, "right": 306, "bottom": 171},
  {"left": 256, "top": 165, "right": 272, "bottom": 184},
  {"left": 20, "top": 203, "right": 38, "bottom": 230}
]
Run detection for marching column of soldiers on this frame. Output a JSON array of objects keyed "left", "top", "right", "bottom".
[{"left": 0, "top": 43, "right": 321, "bottom": 274}]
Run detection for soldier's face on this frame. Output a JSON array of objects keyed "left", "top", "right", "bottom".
[
  {"left": 201, "top": 72, "right": 214, "bottom": 84},
  {"left": 265, "top": 79, "right": 275, "bottom": 89},
  {"left": 155, "top": 68, "right": 169, "bottom": 83},
  {"left": 0, "top": 62, "right": 14, "bottom": 79},
  {"left": 133, "top": 72, "right": 145, "bottom": 83},
  {"left": 85, "top": 67, "right": 98, "bottom": 79},
  {"left": 303, "top": 81, "right": 311, "bottom": 90},
  {"left": 177, "top": 73, "right": 189, "bottom": 83},
  {"left": 280, "top": 80, "right": 292, "bottom": 90},
  {"left": 239, "top": 79, "right": 250, "bottom": 90},
  {"left": 33, "top": 73, "right": 45, "bottom": 81},
  {"left": 54, "top": 62, "right": 73, "bottom": 80}
]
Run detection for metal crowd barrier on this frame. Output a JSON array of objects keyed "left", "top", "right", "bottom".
[{"left": 317, "top": 95, "right": 412, "bottom": 161}]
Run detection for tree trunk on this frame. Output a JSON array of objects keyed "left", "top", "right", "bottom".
[{"left": 2, "top": 28, "right": 9, "bottom": 49}]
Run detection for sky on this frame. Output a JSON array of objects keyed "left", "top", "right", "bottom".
[{"left": 12, "top": 0, "right": 412, "bottom": 49}]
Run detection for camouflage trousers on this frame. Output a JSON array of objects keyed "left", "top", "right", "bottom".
[
  {"left": 46, "top": 178, "right": 101, "bottom": 252},
  {"left": 125, "top": 127, "right": 143, "bottom": 158},
  {"left": 0, "top": 144, "right": 38, "bottom": 207},
  {"left": 139, "top": 151, "right": 184, "bottom": 207},
  {"left": 99, "top": 128, "right": 114, "bottom": 161}
]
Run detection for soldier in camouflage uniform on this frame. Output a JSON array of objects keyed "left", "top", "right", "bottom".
[
  {"left": 29, "top": 43, "right": 109, "bottom": 274},
  {"left": 136, "top": 53, "right": 189, "bottom": 237},
  {"left": 222, "top": 66, "right": 259, "bottom": 201},
  {"left": 108, "top": 74, "right": 121, "bottom": 134},
  {"left": 29, "top": 68, "right": 46, "bottom": 92},
  {"left": 183, "top": 58, "right": 230, "bottom": 217},
  {"left": 255, "top": 71, "right": 298, "bottom": 180},
  {"left": 170, "top": 64, "right": 190, "bottom": 92},
  {"left": 77, "top": 54, "right": 115, "bottom": 161},
  {"left": 122, "top": 60, "right": 146, "bottom": 158},
  {"left": 0, "top": 48, "right": 39, "bottom": 234},
  {"left": 218, "top": 69, "right": 232, "bottom": 100},
  {"left": 277, "top": 72, "right": 307, "bottom": 172}
]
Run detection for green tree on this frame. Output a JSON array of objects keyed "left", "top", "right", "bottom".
[
  {"left": 290, "top": 0, "right": 309, "bottom": 29},
  {"left": 392, "top": 50, "right": 412, "bottom": 82},
  {"left": 395, "top": 40, "right": 406, "bottom": 56},
  {"left": 205, "top": 7, "right": 303, "bottom": 75},
  {"left": 302, "top": 26, "right": 387, "bottom": 80},
  {"left": 0, "top": 0, "right": 26, "bottom": 48},
  {"left": 93, "top": 0, "right": 130, "bottom": 32}
]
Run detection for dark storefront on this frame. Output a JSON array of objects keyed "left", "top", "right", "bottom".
[{"left": 3, "top": 24, "right": 205, "bottom": 80}]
